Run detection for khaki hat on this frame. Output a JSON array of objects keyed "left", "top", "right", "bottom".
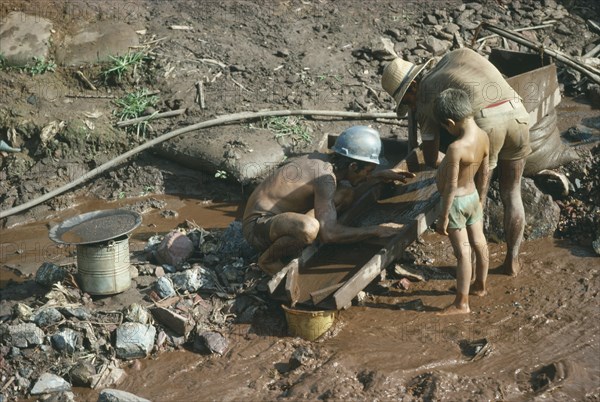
[{"left": 381, "top": 57, "right": 433, "bottom": 117}]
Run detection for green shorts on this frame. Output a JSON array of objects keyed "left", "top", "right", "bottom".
[{"left": 448, "top": 191, "right": 483, "bottom": 230}]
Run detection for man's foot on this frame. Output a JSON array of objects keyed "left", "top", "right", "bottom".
[
  {"left": 500, "top": 260, "right": 520, "bottom": 276},
  {"left": 436, "top": 303, "right": 471, "bottom": 315},
  {"left": 469, "top": 282, "right": 487, "bottom": 296}
]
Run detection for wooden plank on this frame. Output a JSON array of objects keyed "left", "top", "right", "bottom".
[
  {"left": 285, "top": 262, "right": 300, "bottom": 307},
  {"left": 331, "top": 184, "right": 439, "bottom": 310},
  {"left": 274, "top": 148, "right": 440, "bottom": 310},
  {"left": 268, "top": 243, "right": 319, "bottom": 295},
  {"left": 310, "top": 282, "right": 345, "bottom": 305}
]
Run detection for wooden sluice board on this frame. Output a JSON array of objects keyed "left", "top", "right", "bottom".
[{"left": 268, "top": 148, "right": 441, "bottom": 310}]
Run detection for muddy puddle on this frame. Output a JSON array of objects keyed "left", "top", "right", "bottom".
[{"left": 0, "top": 194, "right": 238, "bottom": 285}]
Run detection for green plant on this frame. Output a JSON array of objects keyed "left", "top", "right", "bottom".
[
  {"left": 259, "top": 116, "right": 313, "bottom": 144},
  {"left": 113, "top": 88, "right": 159, "bottom": 138},
  {"left": 0, "top": 53, "right": 6, "bottom": 69},
  {"left": 215, "top": 170, "right": 228, "bottom": 179},
  {"left": 26, "top": 57, "right": 56, "bottom": 76},
  {"left": 101, "top": 51, "right": 146, "bottom": 83},
  {"left": 140, "top": 185, "right": 155, "bottom": 196},
  {"left": 317, "top": 74, "right": 342, "bottom": 82}
]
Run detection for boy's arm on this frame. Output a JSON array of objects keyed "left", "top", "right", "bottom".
[
  {"left": 436, "top": 147, "right": 460, "bottom": 236},
  {"left": 475, "top": 151, "right": 490, "bottom": 206}
]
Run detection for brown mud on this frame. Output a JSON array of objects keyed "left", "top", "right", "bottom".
[{"left": 67, "top": 234, "right": 598, "bottom": 402}]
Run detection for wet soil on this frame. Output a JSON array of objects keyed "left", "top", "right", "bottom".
[
  {"left": 66, "top": 234, "right": 598, "bottom": 402},
  {"left": 1, "top": 0, "right": 600, "bottom": 400}
]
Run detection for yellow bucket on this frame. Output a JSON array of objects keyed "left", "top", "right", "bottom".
[{"left": 282, "top": 305, "right": 337, "bottom": 341}]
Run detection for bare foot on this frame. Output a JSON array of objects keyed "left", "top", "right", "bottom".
[
  {"left": 470, "top": 283, "right": 487, "bottom": 297},
  {"left": 500, "top": 260, "right": 520, "bottom": 276},
  {"left": 436, "top": 303, "right": 470, "bottom": 315}
]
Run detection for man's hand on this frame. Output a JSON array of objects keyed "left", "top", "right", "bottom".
[
  {"left": 436, "top": 216, "right": 449, "bottom": 236},
  {"left": 372, "top": 168, "right": 416, "bottom": 183},
  {"left": 374, "top": 222, "right": 404, "bottom": 238}
]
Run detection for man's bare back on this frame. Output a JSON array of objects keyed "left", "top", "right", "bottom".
[{"left": 243, "top": 154, "right": 334, "bottom": 220}]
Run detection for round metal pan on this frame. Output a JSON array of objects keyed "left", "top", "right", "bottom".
[{"left": 49, "top": 209, "right": 142, "bottom": 245}]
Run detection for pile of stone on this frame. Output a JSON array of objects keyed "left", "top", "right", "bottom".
[
  {"left": 0, "top": 222, "right": 265, "bottom": 401},
  {"left": 555, "top": 145, "right": 600, "bottom": 253}
]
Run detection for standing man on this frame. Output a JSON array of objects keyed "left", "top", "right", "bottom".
[
  {"left": 381, "top": 48, "right": 531, "bottom": 276},
  {"left": 243, "top": 126, "right": 415, "bottom": 276}
]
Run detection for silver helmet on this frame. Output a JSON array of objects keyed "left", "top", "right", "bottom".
[{"left": 331, "top": 126, "right": 382, "bottom": 165}]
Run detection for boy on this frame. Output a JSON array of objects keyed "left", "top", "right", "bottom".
[{"left": 434, "top": 88, "right": 490, "bottom": 315}]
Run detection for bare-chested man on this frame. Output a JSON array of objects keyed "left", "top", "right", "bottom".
[
  {"left": 242, "top": 126, "right": 415, "bottom": 275},
  {"left": 434, "top": 88, "right": 490, "bottom": 315}
]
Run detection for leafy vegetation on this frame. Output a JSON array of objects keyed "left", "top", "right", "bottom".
[
  {"left": 26, "top": 57, "right": 56, "bottom": 76},
  {"left": 113, "top": 89, "right": 159, "bottom": 138},
  {"left": 101, "top": 51, "right": 147, "bottom": 83},
  {"left": 254, "top": 116, "right": 313, "bottom": 144}
]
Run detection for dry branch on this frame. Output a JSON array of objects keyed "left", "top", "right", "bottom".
[
  {"left": 475, "top": 22, "right": 600, "bottom": 84},
  {"left": 116, "top": 108, "right": 187, "bottom": 127}
]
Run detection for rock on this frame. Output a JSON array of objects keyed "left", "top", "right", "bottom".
[
  {"left": 154, "top": 276, "right": 176, "bottom": 299},
  {"left": 587, "top": 84, "right": 600, "bottom": 108},
  {"left": 90, "top": 363, "right": 126, "bottom": 390},
  {"left": 35, "top": 262, "right": 67, "bottom": 287},
  {"left": 55, "top": 22, "right": 140, "bottom": 66},
  {"left": 456, "top": 9, "right": 480, "bottom": 30},
  {"left": 115, "top": 323, "right": 156, "bottom": 360},
  {"left": 444, "top": 22, "right": 460, "bottom": 35},
  {"left": 0, "top": 12, "right": 53, "bottom": 67},
  {"left": 7, "top": 323, "right": 45, "bottom": 348},
  {"left": 30, "top": 373, "right": 71, "bottom": 395},
  {"left": 194, "top": 331, "right": 228, "bottom": 355},
  {"left": 385, "top": 28, "right": 402, "bottom": 41},
  {"left": 150, "top": 307, "right": 191, "bottom": 336},
  {"left": 221, "top": 258, "right": 245, "bottom": 282},
  {"left": 171, "top": 266, "right": 212, "bottom": 293},
  {"left": 216, "top": 221, "right": 256, "bottom": 259},
  {"left": 123, "top": 303, "right": 152, "bottom": 325},
  {"left": 424, "top": 36, "right": 451, "bottom": 56},
  {"left": 51, "top": 328, "right": 80, "bottom": 354},
  {"left": 59, "top": 306, "right": 92, "bottom": 320},
  {"left": 98, "top": 389, "right": 151, "bottom": 402},
  {"left": 155, "top": 230, "right": 194, "bottom": 267},
  {"left": 13, "top": 303, "right": 33, "bottom": 321},
  {"left": 289, "top": 346, "right": 315, "bottom": 369},
  {"left": 425, "top": 14, "right": 438, "bottom": 25},
  {"left": 70, "top": 361, "right": 97, "bottom": 387},
  {"left": 593, "top": 236, "right": 600, "bottom": 256},
  {"left": 486, "top": 178, "right": 560, "bottom": 241},
  {"left": 534, "top": 170, "right": 570, "bottom": 199},
  {"left": 371, "top": 37, "right": 398, "bottom": 61},
  {"left": 274, "top": 49, "right": 290, "bottom": 58},
  {"left": 32, "top": 307, "right": 64, "bottom": 327}
]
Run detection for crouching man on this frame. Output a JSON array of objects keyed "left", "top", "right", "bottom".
[{"left": 242, "top": 125, "right": 415, "bottom": 275}]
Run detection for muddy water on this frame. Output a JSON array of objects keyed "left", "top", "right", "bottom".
[{"left": 0, "top": 194, "right": 238, "bottom": 284}]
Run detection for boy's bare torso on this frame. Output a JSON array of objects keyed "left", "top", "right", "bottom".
[{"left": 436, "top": 126, "right": 489, "bottom": 196}]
